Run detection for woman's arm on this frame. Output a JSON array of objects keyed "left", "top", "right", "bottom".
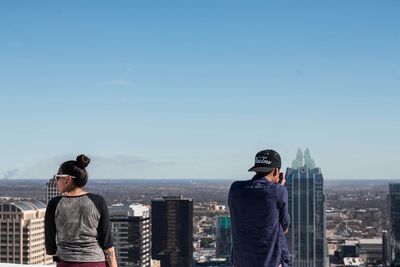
[
  {"left": 92, "top": 194, "right": 117, "bottom": 266},
  {"left": 104, "top": 247, "right": 118, "bottom": 267},
  {"left": 44, "top": 197, "right": 61, "bottom": 255},
  {"left": 95, "top": 195, "right": 114, "bottom": 250}
]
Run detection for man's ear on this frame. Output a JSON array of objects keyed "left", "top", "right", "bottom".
[{"left": 273, "top": 169, "right": 277, "bottom": 176}]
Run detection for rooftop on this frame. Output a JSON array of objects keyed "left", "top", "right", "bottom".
[{"left": 1, "top": 200, "right": 47, "bottom": 212}]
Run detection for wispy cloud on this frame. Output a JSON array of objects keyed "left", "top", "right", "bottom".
[
  {"left": 13, "top": 154, "right": 174, "bottom": 179},
  {"left": 93, "top": 155, "right": 149, "bottom": 166},
  {"left": 16, "top": 154, "right": 75, "bottom": 179},
  {"left": 104, "top": 80, "right": 132, "bottom": 85}
]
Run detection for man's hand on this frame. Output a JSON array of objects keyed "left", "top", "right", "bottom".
[
  {"left": 279, "top": 172, "right": 286, "bottom": 186},
  {"left": 283, "top": 228, "right": 289, "bottom": 235}
]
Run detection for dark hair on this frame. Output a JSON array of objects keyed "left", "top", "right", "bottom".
[
  {"left": 255, "top": 169, "right": 278, "bottom": 178},
  {"left": 59, "top": 154, "right": 91, "bottom": 187},
  {"left": 255, "top": 170, "right": 272, "bottom": 178}
]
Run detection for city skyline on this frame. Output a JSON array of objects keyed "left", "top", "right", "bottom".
[
  {"left": 1, "top": 1, "right": 399, "bottom": 180},
  {"left": 1, "top": 174, "right": 399, "bottom": 266}
]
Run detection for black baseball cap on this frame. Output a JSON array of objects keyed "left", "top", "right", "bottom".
[{"left": 248, "top": 149, "right": 281, "bottom": 172}]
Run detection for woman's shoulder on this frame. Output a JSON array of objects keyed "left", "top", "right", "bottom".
[
  {"left": 85, "top": 193, "right": 109, "bottom": 215},
  {"left": 48, "top": 196, "right": 63, "bottom": 206},
  {"left": 46, "top": 196, "right": 63, "bottom": 215},
  {"left": 86, "top": 193, "right": 107, "bottom": 205}
]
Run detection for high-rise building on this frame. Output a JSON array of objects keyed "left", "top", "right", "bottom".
[
  {"left": 216, "top": 215, "right": 232, "bottom": 261},
  {"left": 46, "top": 176, "right": 60, "bottom": 204},
  {"left": 286, "top": 148, "right": 326, "bottom": 267},
  {"left": 383, "top": 230, "right": 391, "bottom": 267},
  {"left": 151, "top": 196, "right": 193, "bottom": 267},
  {"left": 0, "top": 200, "right": 53, "bottom": 265},
  {"left": 109, "top": 203, "right": 151, "bottom": 267},
  {"left": 389, "top": 184, "right": 400, "bottom": 266}
]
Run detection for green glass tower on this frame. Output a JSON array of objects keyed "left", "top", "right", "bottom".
[
  {"left": 216, "top": 215, "right": 232, "bottom": 261},
  {"left": 389, "top": 184, "right": 400, "bottom": 266}
]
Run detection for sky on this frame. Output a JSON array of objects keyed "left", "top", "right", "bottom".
[{"left": 0, "top": 1, "right": 399, "bottom": 180}]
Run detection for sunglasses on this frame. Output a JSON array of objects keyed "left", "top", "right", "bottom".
[{"left": 55, "top": 174, "right": 75, "bottom": 181}]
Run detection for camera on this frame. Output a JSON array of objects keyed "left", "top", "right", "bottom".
[{"left": 278, "top": 173, "right": 284, "bottom": 184}]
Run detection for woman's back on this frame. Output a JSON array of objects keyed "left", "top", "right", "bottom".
[{"left": 46, "top": 193, "right": 113, "bottom": 262}]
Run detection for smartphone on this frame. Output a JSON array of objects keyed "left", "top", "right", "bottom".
[{"left": 278, "top": 172, "right": 284, "bottom": 184}]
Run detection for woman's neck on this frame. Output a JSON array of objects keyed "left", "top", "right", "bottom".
[{"left": 64, "top": 187, "right": 86, "bottom": 196}]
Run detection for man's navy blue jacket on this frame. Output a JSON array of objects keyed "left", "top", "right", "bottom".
[{"left": 228, "top": 176, "right": 290, "bottom": 267}]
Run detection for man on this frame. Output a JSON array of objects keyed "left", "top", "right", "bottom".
[{"left": 228, "top": 149, "right": 290, "bottom": 267}]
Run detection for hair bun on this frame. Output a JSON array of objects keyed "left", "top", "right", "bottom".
[{"left": 76, "top": 154, "right": 90, "bottom": 168}]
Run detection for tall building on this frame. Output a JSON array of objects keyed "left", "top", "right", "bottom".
[
  {"left": 0, "top": 200, "right": 53, "bottom": 265},
  {"left": 109, "top": 203, "right": 151, "bottom": 267},
  {"left": 389, "top": 184, "right": 400, "bottom": 266},
  {"left": 286, "top": 148, "right": 326, "bottom": 267},
  {"left": 151, "top": 196, "right": 193, "bottom": 267},
  {"left": 215, "top": 215, "right": 232, "bottom": 261},
  {"left": 46, "top": 176, "right": 60, "bottom": 204},
  {"left": 383, "top": 230, "right": 391, "bottom": 267}
]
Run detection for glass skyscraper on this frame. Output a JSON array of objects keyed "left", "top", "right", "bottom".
[
  {"left": 389, "top": 183, "right": 400, "bottom": 266},
  {"left": 285, "top": 148, "right": 326, "bottom": 267},
  {"left": 216, "top": 215, "right": 232, "bottom": 261}
]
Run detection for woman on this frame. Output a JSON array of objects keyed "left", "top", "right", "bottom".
[{"left": 45, "top": 154, "right": 118, "bottom": 267}]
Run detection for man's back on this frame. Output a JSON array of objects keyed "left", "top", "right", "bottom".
[{"left": 228, "top": 177, "right": 290, "bottom": 267}]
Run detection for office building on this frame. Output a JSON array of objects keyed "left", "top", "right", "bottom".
[
  {"left": 46, "top": 176, "right": 60, "bottom": 204},
  {"left": 389, "top": 184, "right": 400, "bottom": 266},
  {"left": 382, "top": 230, "right": 391, "bottom": 267},
  {"left": 151, "top": 196, "right": 193, "bottom": 267},
  {"left": 109, "top": 203, "right": 151, "bottom": 267},
  {"left": 0, "top": 200, "right": 53, "bottom": 265},
  {"left": 358, "top": 238, "right": 383, "bottom": 265},
  {"left": 215, "top": 216, "right": 232, "bottom": 261},
  {"left": 286, "top": 148, "right": 326, "bottom": 267}
]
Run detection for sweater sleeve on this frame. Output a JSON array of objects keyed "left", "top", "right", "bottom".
[
  {"left": 45, "top": 197, "right": 61, "bottom": 255},
  {"left": 276, "top": 185, "right": 290, "bottom": 231},
  {"left": 88, "top": 194, "right": 114, "bottom": 250}
]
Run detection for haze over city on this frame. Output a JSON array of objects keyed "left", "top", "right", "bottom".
[{"left": 1, "top": 1, "right": 399, "bottom": 180}]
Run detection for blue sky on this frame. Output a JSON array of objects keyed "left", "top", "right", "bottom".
[{"left": 1, "top": 1, "right": 399, "bottom": 179}]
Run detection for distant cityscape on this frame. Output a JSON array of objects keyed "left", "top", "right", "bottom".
[{"left": 0, "top": 150, "right": 399, "bottom": 267}]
